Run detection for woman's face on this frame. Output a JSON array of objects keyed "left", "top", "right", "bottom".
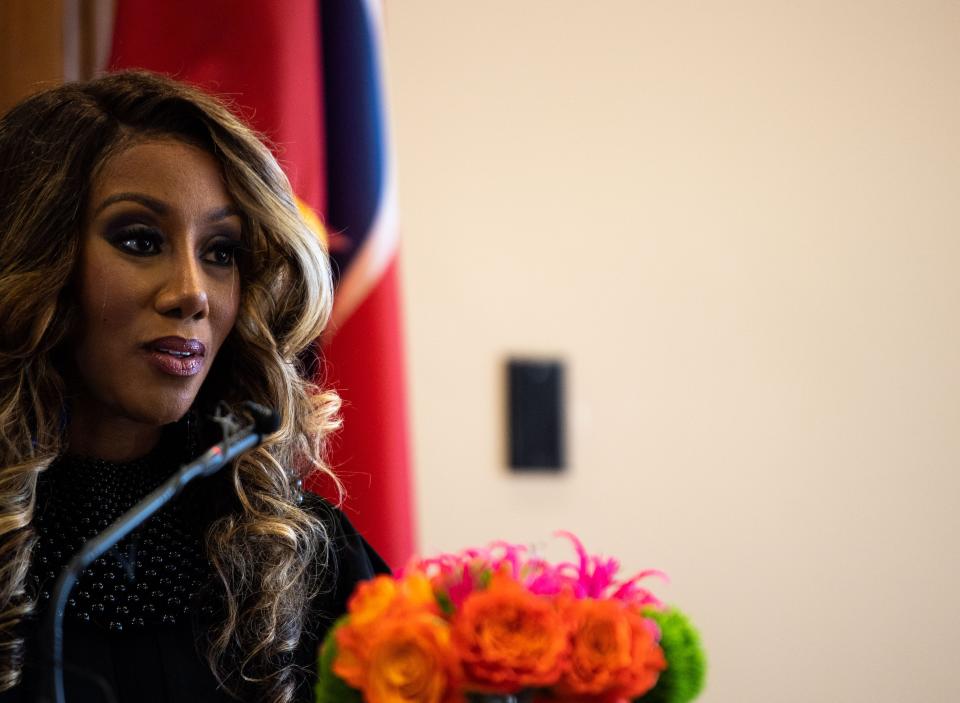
[{"left": 73, "top": 138, "right": 242, "bottom": 429}]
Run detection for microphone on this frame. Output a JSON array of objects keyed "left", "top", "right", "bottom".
[
  {"left": 244, "top": 400, "right": 280, "bottom": 434},
  {"left": 39, "top": 402, "right": 280, "bottom": 703}
]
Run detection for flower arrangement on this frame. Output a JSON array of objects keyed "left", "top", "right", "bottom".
[{"left": 316, "top": 533, "right": 706, "bottom": 703}]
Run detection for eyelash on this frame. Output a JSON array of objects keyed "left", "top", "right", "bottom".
[{"left": 110, "top": 225, "right": 241, "bottom": 267}]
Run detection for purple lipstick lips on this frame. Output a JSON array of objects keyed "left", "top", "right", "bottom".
[{"left": 143, "top": 336, "right": 206, "bottom": 377}]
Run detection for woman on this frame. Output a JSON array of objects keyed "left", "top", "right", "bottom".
[{"left": 0, "top": 71, "right": 387, "bottom": 702}]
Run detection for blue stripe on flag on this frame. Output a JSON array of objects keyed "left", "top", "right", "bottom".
[{"left": 321, "top": 0, "right": 386, "bottom": 282}]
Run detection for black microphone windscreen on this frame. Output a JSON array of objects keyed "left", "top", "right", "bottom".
[{"left": 243, "top": 401, "right": 280, "bottom": 434}]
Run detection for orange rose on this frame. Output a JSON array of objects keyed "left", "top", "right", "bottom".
[
  {"left": 401, "top": 572, "right": 438, "bottom": 608},
  {"left": 452, "top": 571, "right": 568, "bottom": 692},
  {"left": 348, "top": 573, "right": 437, "bottom": 627},
  {"left": 557, "top": 600, "right": 665, "bottom": 701},
  {"left": 348, "top": 575, "right": 401, "bottom": 626},
  {"left": 615, "top": 612, "right": 665, "bottom": 701},
  {"left": 335, "top": 611, "right": 462, "bottom": 703}
]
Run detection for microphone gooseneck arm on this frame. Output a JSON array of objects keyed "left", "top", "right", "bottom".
[{"left": 40, "top": 402, "right": 280, "bottom": 703}]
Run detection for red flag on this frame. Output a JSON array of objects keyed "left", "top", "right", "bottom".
[{"left": 109, "top": 0, "right": 415, "bottom": 567}]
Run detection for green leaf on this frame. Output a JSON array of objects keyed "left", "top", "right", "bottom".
[
  {"left": 315, "top": 617, "right": 364, "bottom": 703},
  {"left": 436, "top": 590, "right": 456, "bottom": 617}
]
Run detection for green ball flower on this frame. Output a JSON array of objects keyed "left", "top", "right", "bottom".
[{"left": 638, "top": 606, "right": 707, "bottom": 703}]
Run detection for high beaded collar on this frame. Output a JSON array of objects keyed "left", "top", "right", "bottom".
[{"left": 31, "top": 449, "right": 217, "bottom": 632}]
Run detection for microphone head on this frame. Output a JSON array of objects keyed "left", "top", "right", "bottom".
[{"left": 243, "top": 401, "right": 280, "bottom": 434}]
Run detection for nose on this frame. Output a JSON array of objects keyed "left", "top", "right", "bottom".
[{"left": 154, "top": 250, "right": 209, "bottom": 320}]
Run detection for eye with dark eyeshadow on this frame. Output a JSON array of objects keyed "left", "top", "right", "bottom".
[
  {"left": 203, "top": 238, "right": 243, "bottom": 267},
  {"left": 109, "top": 224, "right": 163, "bottom": 256}
]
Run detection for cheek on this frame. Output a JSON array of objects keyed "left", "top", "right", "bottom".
[
  {"left": 209, "top": 275, "right": 241, "bottom": 351},
  {"left": 71, "top": 250, "right": 156, "bottom": 411},
  {"left": 76, "top": 250, "right": 146, "bottom": 340}
]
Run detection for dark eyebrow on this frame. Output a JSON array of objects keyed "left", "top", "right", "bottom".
[
  {"left": 204, "top": 205, "right": 241, "bottom": 223},
  {"left": 92, "top": 192, "right": 168, "bottom": 218},
  {"left": 91, "top": 193, "right": 240, "bottom": 223}
]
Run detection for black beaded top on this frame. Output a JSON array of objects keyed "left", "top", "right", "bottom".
[
  {"left": 30, "top": 448, "right": 217, "bottom": 632},
  {"left": 5, "top": 437, "right": 391, "bottom": 703}
]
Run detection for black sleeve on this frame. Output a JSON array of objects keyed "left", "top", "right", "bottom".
[
  {"left": 291, "top": 494, "right": 392, "bottom": 701},
  {"left": 309, "top": 494, "right": 393, "bottom": 622}
]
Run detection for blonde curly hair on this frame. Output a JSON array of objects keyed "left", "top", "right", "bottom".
[{"left": 0, "top": 71, "right": 341, "bottom": 702}]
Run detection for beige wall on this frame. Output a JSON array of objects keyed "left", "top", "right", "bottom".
[{"left": 387, "top": 2, "right": 960, "bottom": 701}]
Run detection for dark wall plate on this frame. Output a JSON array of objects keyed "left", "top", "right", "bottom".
[{"left": 507, "top": 359, "right": 565, "bottom": 471}]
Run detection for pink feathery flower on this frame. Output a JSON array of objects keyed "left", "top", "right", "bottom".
[
  {"left": 400, "top": 532, "right": 667, "bottom": 612},
  {"left": 553, "top": 531, "right": 668, "bottom": 608}
]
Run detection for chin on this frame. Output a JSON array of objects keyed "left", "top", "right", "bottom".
[
  {"left": 132, "top": 406, "right": 192, "bottom": 428},
  {"left": 128, "top": 390, "right": 199, "bottom": 427}
]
